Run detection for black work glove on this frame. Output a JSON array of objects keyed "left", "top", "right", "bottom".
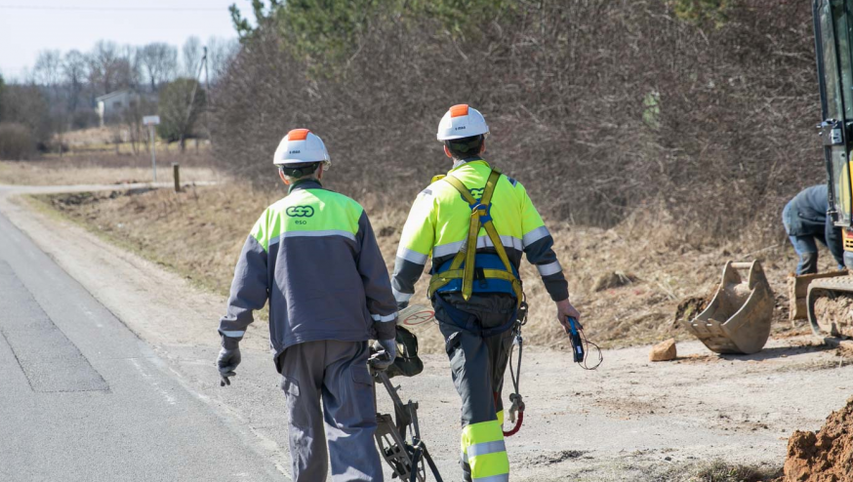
[
  {"left": 370, "top": 338, "right": 398, "bottom": 371},
  {"left": 217, "top": 336, "right": 241, "bottom": 387}
]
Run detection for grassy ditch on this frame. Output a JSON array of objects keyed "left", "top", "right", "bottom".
[{"left": 29, "top": 184, "right": 817, "bottom": 354}]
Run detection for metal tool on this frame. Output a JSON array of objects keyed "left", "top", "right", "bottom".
[{"left": 369, "top": 347, "right": 443, "bottom": 481}]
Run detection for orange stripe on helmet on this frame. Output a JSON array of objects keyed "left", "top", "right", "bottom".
[
  {"left": 287, "top": 128, "right": 310, "bottom": 141},
  {"left": 449, "top": 104, "right": 469, "bottom": 118}
]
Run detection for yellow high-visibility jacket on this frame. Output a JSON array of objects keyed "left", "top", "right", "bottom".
[{"left": 392, "top": 159, "right": 568, "bottom": 305}]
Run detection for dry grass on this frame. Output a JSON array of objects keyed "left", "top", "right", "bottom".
[
  {"left": 0, "top": 152, "right": 221, "bottom": 186},
  {"left": 28, "top": 182, "right": 834, "bottom": 355}
]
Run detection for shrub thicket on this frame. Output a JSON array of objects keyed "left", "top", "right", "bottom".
[
  {"left": 0, "top": 123, "right": 36, "bottom": 160},
  {"left": 212, "top": 0, "right": 821, "bottom": 242}
]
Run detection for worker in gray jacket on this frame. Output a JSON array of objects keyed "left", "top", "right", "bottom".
[
  {"left": 217, "top": 128, "right": 398, "bottom": 482},
  {"left": 782, "top": 184, "right": 844, "bottom": 275}
]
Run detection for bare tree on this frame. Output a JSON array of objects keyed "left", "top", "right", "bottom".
[
  {"left": 138, "top": 42, "right": 178, "bottom": 92},
  {"left": 88, "top": 40, "right": 122, "bottom": 94},
  {"left": 116, "top": 44, "right": 142, "bottom": 90},
  {"left": 206, "top": 36, "right": 239, "bottom": 81},
  {"left": 63, "top": 50, "right": 88, "bottom": 114},
  {"left": 122, "top": 97, "right": 156, "bottom": 155},
  {"left": 33, "top": 50, "right": 63, "bottom": 87},
  {"left": 181, "top": 36, "right": 203, "bottom": 78},
  {"left": 33, "top": 50, "right": 67, "bottom": 155}
]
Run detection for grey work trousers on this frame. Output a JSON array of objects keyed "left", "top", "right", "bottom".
[
  {"left": 278, "top": 340, "right": 383, "bottom": 482},
  {"left": 434, "top": 293, "right": 516, "bottom": 482}
]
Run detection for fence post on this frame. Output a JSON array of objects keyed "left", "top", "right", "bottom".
[{"left": 173, "top": 163, "right": 180, "bottom": 193}]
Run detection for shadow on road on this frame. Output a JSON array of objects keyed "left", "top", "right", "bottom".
[{"left": 718, "top": 343, "right": 834, "bottom": 362}]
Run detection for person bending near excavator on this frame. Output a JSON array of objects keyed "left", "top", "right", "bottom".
[
  {"left": 783, "top": 184, "right": 844, "bottom": 275},
  {"left": 216, "top": 128, "right": 398, "bottom": 482},
  {"left": 391, "top": 104, "right": 581, "bottom": 482}
]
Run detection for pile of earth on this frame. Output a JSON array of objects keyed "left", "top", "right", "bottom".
[{"left": 783, "top": 396, "right": 853, "bottom": 482}]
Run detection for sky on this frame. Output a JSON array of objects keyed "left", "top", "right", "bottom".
[{"left": 0, "top": 0, "right": 254, "bottom": 80}]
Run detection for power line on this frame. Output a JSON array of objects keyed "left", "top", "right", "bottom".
[{"left": 0, "top": 5, "right": 226, "bottom": 12}]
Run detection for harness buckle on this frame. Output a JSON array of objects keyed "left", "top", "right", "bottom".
[
  {"left": 508, "top": 393, "right": 525, "bottom": 423},
  {"left": 470, "top": 202, "right": 492, "bottom": 224},
  {"left": 474, "top": 267, "right": 487, "bottom": 289}
]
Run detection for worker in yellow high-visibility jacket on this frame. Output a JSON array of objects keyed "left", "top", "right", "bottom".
[{"left": 392, "top": 105, "right": 581, "bottom": 482}]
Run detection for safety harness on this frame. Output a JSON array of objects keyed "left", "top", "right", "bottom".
[
  {"left": 427, "top": 167, "right": 524, "bottom": 307},
  {"left": 427, "top": 167, "right": 528, "bottom": 436}
]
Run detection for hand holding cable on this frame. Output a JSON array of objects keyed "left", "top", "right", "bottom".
[{"left": 555, "top": 297, "right": 581, "bottom": 332}]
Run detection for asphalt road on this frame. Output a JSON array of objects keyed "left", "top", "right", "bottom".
[{"left": 0, "top": 208, "right": 285, "bottom": 482}]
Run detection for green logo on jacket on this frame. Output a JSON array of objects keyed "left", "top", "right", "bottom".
[
  {"left": 286, "top": 206, "right": 315, "bottom": 217},
  {"left": 468, "top": 187, "right": 485, "bottom": 201}
]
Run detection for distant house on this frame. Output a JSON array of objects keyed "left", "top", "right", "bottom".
[{"left": 95, "top": 90, "right": 140, "bottom": 127}]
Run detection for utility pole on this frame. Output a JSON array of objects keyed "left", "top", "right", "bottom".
[
  {"left": 203, "top": 46, "right": 212, "bottom": 146},
  {"left": 143, "top": 116, "right": 161, "bottom": 182},
  {"left": 179, "top": 47, "right": 208, "bottom": 152}
]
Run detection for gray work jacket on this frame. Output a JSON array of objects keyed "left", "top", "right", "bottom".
[{"left": 218, "top": 180, "right": 397, "bottom": 371}]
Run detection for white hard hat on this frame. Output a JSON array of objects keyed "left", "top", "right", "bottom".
[
  {"left": 436, "top": 104, "right": 489, "bottom": 141},
  {"left": 273, "top": 128, "right": 331, "bottom": 168}
]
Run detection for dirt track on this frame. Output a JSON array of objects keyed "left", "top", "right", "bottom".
[{"left": 3, "top": 183, "right": 853, "bottom": 480}]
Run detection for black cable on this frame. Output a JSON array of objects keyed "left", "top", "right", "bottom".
[
  {"left": 577, "top": 328, "right": 603, "bottom": 371},
  {"left": 508, "top": 332, "right": 522, "bottom": 394}
]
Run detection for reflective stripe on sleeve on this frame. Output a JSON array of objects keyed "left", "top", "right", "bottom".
[
  {"left": 371, "top": 313, "right": 398, "bottom": 323},
  {"left": 537, "top": 260, "right": 562, "bottom": 277},
  {"left": 269, "top": 230, "right": 357, "bottom": 246},
  {"left": 522, "top": 226, "right": 550, "bottom": 247},
  {"left": 433, "top": 235, "right": 522, "bottom": 258},
  {"left": 396, "top": 247, "right": 428, "bottom": 265},
  {"left": 393, "top": 288, "right": 413, "bottom": 304},
  {"left": 220, "top": 330, "right": 245, "bottom": 337}
]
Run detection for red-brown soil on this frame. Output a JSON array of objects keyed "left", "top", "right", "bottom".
[{"left": 783, "top": 397, "right": 853, "bottom": 482}]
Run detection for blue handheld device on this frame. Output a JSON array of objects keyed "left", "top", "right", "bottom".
[{"left": 567, "top": 317, "right": 584, "bottom": 363}]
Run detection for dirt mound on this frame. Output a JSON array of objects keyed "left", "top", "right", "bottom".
[{"left": 783, "top": 396, "right": 853, "bottom": 482}]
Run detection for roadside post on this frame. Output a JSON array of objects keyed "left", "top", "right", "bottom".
[
  {"left": 143, "top": 115, "right": 161, "bottom": 183},
  {"left": 173, "top": 163, "right": 180, "bottom": 193}
]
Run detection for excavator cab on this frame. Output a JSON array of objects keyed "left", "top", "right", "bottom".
[
  {"left": 803, "top": 0, "right": 853, "bottom": 338},
  {"left": 815, "top": 0, "right": 853, "bottom": 251}
]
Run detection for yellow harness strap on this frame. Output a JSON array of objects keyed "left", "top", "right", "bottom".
[{"left": 428, "top": 168, "right": 523, "bottom": 306}]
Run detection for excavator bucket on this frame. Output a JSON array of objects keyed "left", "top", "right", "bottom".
[{"left": 681, "top": 260, "right": 774, "bottom": 355}]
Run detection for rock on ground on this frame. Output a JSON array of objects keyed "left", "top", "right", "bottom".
[{"left": 649, "top": 338, "right": 677, "bottom": 362}]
